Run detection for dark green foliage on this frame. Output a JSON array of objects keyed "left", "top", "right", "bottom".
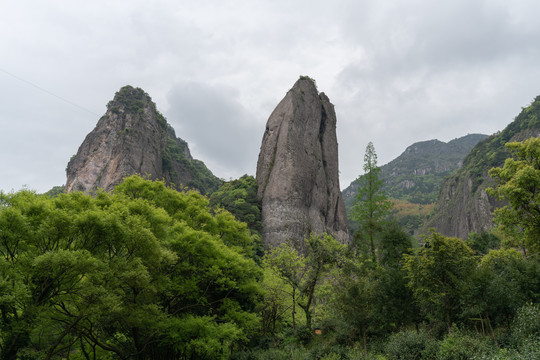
[
  {"left": 465, "top": 231, "right": 501, "bottom": 255},
  {"left": 209, "top": 175, "right": 262, "bottom": 236},
  {"left": 509, "top": 304, "right": 540, "bottom": 349},
  {"left": 436, "top": 328, "right": 495, "bottom": 360},
  {"left": 403, "top": 232, "right": 476, "bottom": 333},
  {"left": 161, "top": 126, "right": 222, "bottom": 195},
  {"left": 384, "top": 329, "right": 438, "bottom": 360},
  {"left": 106, "top": 85, "right": 152, "bottom": 115}
]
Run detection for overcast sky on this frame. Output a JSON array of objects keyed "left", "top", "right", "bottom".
[{"left": 2, "top": 0, "right": 540, "bottom": 193}]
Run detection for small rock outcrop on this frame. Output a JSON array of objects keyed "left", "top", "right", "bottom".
[
  {"left": 256, "top": 77, "right": 349, "bottom": 250},
  {"left": 66, "top": 86, "right": 220, "bottom": 194}
]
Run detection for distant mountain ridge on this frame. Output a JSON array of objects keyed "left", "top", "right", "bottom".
[
  {"left": 65, "top": 86, "right": 221, "bottom": 194},
  {"left": 343, "top": 133, "right": 488, "bottom": 210},
  {"left": 424, "top": 96, "right": 540, "bottom": 238}
]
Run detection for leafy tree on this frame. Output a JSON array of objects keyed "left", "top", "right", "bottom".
[
  {"left": 487, "top": 137, "right": 540, "bottom": 255},
  {"left": 465, "top": 231, "right": 501, "bottom": 255},
  {"left": 374, "top": 223, "right": 419, "bottom": 332},
  {"left": 350, "top": 142, "right": 392, "bottom": 262},
  {"left": 0, "top": 176, "right": 262, "bottom": 360},
  {"left": 462, "top": 248, "right": 529, "bottom": 347},
  {"left": 258, "top": 266, "right": 295, "bottom": 338},
  {"left": 209, "top": 175, "right": 263, "bottom": 260},
  {"left": 331, "top": 258, "right": 378, "bottom": 354},
  {"left": 264, "top": 234, "right": 345, "bottom": 332},
  {"left": 403, "top": 231, "right": 476, "bottom": 334},
  {"left": 209, "top": 175, "right": 261, "bottom": 234}
]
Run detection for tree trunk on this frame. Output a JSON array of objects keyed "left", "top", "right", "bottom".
[
  {"left": 362, "top": 326, "right": 367, "bottom": 355},
  {"left": 292, "top": 288, "right": 296, "bottom": 329},
  {"left": 485, "top": 313, "right": 499, "bottom": 349}
]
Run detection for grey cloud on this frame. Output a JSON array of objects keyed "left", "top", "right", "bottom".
[
  {"left": 165, "top": 82, "right": 262, "bottom": 179},
  {"left": 2, "top": 0, "right": 540, "bottom": 193}
]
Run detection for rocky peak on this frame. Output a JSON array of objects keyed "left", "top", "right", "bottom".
[
  {"left": 65, "top": 85, "right": 220, "bottom": 194},
  {"left": 256, "top": 77, "right": 349, "bottom": 250}
]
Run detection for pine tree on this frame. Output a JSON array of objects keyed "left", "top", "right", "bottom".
[{"left": 351, "top": 142, "right": 392, "bottom": 262}]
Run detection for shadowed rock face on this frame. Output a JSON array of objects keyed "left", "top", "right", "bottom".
[
  {"left": 66, "top": 86, "right": 220, "bottom": 194},
  {"left": 256, "top": 77, "right": 349, "bottom": 250}
]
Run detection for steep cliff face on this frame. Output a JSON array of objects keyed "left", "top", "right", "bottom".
[
  {"left": 256, "top": 77, "right": 349, "bottom": 250},
  {"left": 66, "top": 86, "right": 220, "bottom": 194},
  {"left": 425, "top": 96, "right": 540, "bottom": 238}
]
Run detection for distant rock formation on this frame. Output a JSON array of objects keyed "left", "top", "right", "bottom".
[
  {"left": 66, "top": 86, "right": 221, "bottom": 194},
  {"left": 424, "top": 95, "right": 540, "bottom": 239},
  {"left": 342, "top": 134, "right": 488, "bottom": 208},
  {"left": 256, "top": 77, "right": 349, "bottom": 250}
]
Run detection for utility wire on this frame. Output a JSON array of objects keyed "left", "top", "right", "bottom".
[{"left": 0, "top": 68, "right": 100, "bottom": 117}]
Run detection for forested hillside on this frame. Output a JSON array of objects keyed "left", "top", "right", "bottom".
[
  {"left": 343, "top": 134, "right": 486, "bottom": 234},
  {"left": 425, "top": 95, "right": 540, "bottom": 238},
  {"left": 343, "top": 134, "right": 487, "bottom": 207}
]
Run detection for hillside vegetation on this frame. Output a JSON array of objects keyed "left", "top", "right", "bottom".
[{"left": 425, "top": 95, "right": 540, "bottom": 238}]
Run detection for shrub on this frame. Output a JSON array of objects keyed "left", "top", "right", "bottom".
[
  {"left": 436, "top": 328, "right": 495, "bottom": 360},
  {"left": 510, "top": 303, "right": 540, "bottom": 347},
  {"left": 384, "top": 329, "right": 437, "bottom": 360}
]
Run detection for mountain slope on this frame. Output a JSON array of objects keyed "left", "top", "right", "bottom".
[
  {"left": 343, "top": 134, "right": 488, "bottom": 210},
  {"left": 424, "top": 96, "right": 540, "bottom": 238}
]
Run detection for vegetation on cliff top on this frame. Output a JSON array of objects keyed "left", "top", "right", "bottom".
[{"left": 459, "top": 95, "right": 540, "bottom": 193}]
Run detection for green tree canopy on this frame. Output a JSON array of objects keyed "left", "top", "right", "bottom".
[
  {"left": 0, "top": 175, "right": 262, "bottom": 360},
  {"left": 264, "top": 234, "right": 345, "bottom": 332},
  {"left": 403, "top": 231, "right": 476, "bottom": 334},
  {"left": 488, "top": 137, "right": 540, "bottom": 255}
]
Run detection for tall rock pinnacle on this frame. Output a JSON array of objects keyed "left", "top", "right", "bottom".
[
  {"left": 256, "top": 77, "right": 349, "bottom": 250},
  {"left": 65, "top": 85, "right": 220, "bottom": 194}
]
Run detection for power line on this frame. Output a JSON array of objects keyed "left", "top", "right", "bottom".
[{"left": 0, "top": 68, "right": 100, "bottom": 117}]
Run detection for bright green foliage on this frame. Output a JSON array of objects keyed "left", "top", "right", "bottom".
[
  {"left": 259, "top": 266, "right": 296, "bottom": 337},
  {"left": 488, "top": 137, "right": 540, "bottom": 255},
  {"left": 264, "top": 234, "right": 345, "bottom": 332},
  {"left": 0, "top": 176, "right": 262, "bottom": 360},
  {"left": 403, "top": 232, "right": 476, "bottom": 334},
  {"left": 209, "top": 175, "right": 263, "bottom": 259},
  {"left": 350, "top": 142, "right": 392, "bottom": 262}
]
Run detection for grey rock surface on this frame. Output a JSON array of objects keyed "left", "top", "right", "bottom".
[{"left": 256, "top": 77, "right": 349, "bottom": 250}]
